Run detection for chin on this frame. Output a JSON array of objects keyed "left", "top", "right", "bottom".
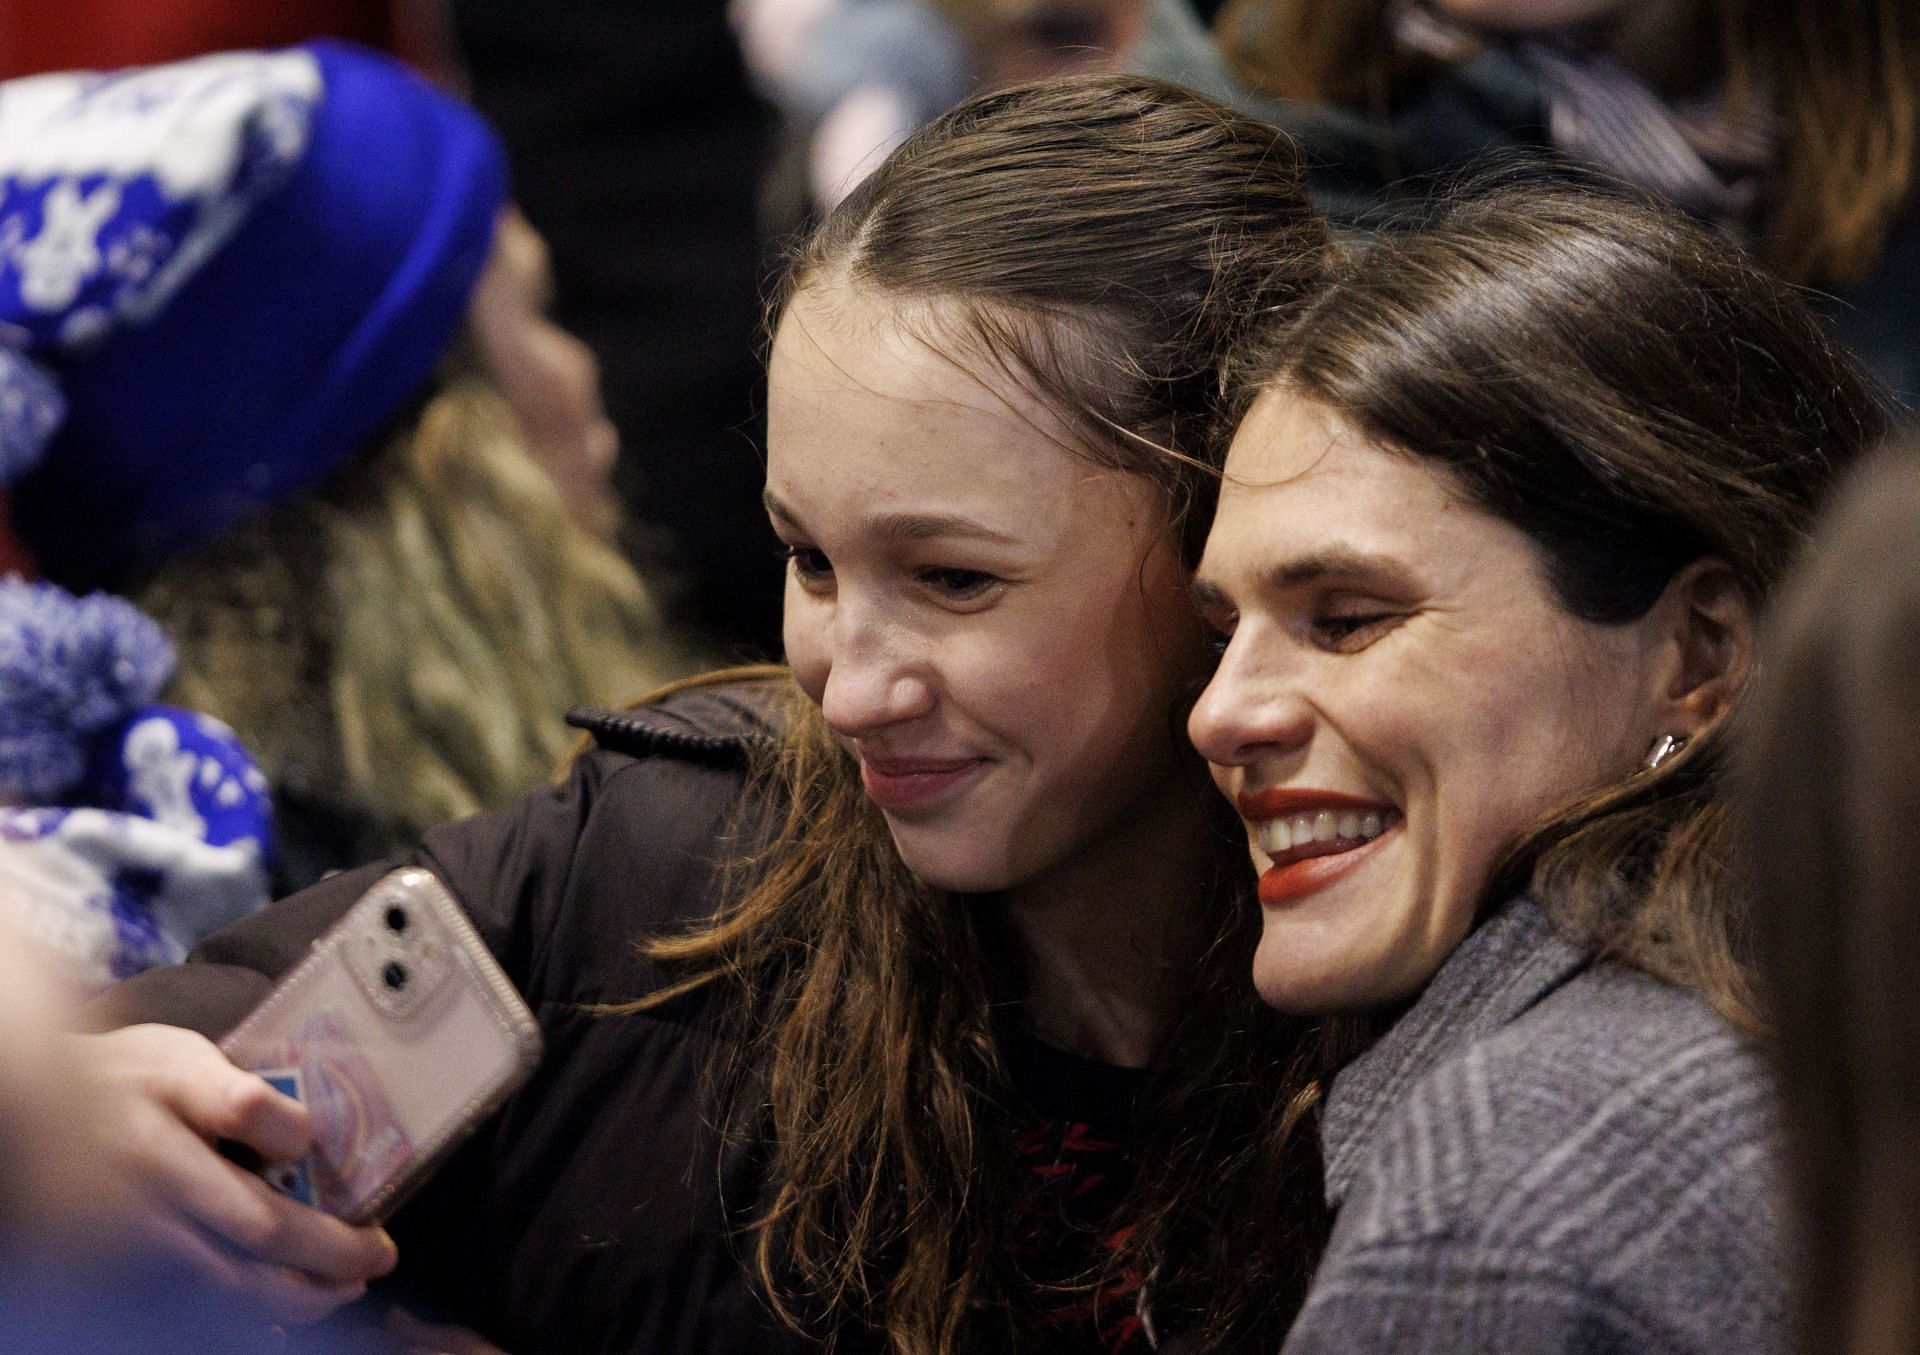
[
  {"left": 887, "top": 830, "right": 1016, "bottom": 895},
  {"left": 1250, "top": 926, "right": 1412, "bottom": 1016}
]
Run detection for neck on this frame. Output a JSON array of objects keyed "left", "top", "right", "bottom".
[{"left": 1003, "top": 767, "right": 1224, "bottom": 1068}]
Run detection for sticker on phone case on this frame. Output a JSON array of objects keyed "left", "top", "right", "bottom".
[
  {"left": 256, "top": 1068, "right": 316, "bottom": 1206},
  {"left": 247, "top": 1010, "right": 415, "bottom": 1215}
]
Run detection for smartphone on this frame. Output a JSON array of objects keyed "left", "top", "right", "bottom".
[{"left": 219, "top": 867, "right": 542, "bottom": 1224}]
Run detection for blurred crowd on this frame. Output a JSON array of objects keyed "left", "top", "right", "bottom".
[{"left": 0, "top": 1, "right": 1916, "bottom": 1353}]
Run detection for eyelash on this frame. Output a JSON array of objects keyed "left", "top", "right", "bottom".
[
  {"left": 1309, "top": 610, "right": 1399, "bottom": 651},
  {"left": 782, "top": 544, "right": 833, "bottom": 582},
  {"left": 916, "top": 567, "right": 997, "bottom": 601},
  {"left": 779, "top": 548, "right": 1000, "bottom": 604}
]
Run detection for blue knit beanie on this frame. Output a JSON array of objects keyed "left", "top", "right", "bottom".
[{"left": 0, "top": 41, "right": 509, "bottom": 581}]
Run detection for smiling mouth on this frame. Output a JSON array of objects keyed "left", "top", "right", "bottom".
[
  {"left": 1254, "top": 807, "right": 1395, "bottom": 865},
  {"left": 858, "top": 755, "right": 989, "bottom": 814},
  {"left": 1236, "top": 790, "right": 1401, "bottom": 905}
]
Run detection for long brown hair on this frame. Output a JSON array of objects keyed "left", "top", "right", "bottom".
[
  {"left": 1224, "top": 180, "right": 1887, "bottom": 1032},
  {"left": 630, "top": 76, "right": 1333, "bottom": 1355},
  {"left": 1216, "top": 0, "right": 1920, "bottom": 287},
  {"left": 1738, "top": 445, "right": 1920, "bottom": 1355}
]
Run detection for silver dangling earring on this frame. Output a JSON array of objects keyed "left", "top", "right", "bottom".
[{"left": 1644, "top": 733, "right": 1689, "bottom": 771}]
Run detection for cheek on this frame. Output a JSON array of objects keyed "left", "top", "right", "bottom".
[
  {"left": 1418, "top": 635, "right": 1638, "bottom": 858},
  {"left": 781, "top": 582, "right": 830, "bottom": 704}
]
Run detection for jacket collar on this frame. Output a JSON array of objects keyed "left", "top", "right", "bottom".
[
  {"left": 565, "top": 669, "right": 789, "bottom": 767},
  {"left": 1319, "top": 898, "right": 1590, "bottom": 1208}
]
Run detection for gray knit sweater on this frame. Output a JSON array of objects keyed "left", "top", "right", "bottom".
[{"left": 1282, "top": 899, "right": 1785, "bottom": 1355}]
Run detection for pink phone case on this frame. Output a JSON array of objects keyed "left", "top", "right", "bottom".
[{"left": 220, "top": 868, "right": 542, "bottom": 1224}]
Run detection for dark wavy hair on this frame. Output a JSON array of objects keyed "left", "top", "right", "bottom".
[{"left": 626, "top": 76, "right": 1335, "bottom": 1355}]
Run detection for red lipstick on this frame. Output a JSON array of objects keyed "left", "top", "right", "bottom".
[
  {"left": 1236, "top": 787, "right": 1390, "bottom": 820},
  {"left": 1237, "top": 786, "right": 1400, "bottom": 905},
  {"left": 1257, "top": 831, "right": 1394, "bottom": 903}
]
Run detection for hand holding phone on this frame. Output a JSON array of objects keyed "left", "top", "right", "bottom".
[
  {"left": 73, "top": 1022, "right": 396, "bottom": 1322},
  {"left": 219, "top": 868, "right": 542, "bottom": 1225}
]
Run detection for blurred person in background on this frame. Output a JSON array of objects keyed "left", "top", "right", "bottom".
[
  {"left": 0, "top": 43, "right": 689, "bottom": 893},
  {"left": 2, "top": 0, "right": 788, "bottom": 660},
  {"left": 1134, "top": 0, "right": 1920, "bottom": 405},
  {"left": 738, "top": 0, "right": 1151, "bottom": 210},
  {"left": 1739, "top": 443, "right": 1920, "bottom": 1355}
]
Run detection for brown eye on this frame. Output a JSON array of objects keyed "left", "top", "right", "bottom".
[
  {"left": 918, "top": 567, "right": 997, "bottom": 601},
  {"left": 1310, "top": 611, "right": 1398, "bottom": 652},
  {"left": 784, "top": 545, "right": 833, "bottom": 582}
]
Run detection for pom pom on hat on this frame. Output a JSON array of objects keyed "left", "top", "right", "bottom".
[{"left": 0, "top": 575, "right": 175, "bottom": 802}]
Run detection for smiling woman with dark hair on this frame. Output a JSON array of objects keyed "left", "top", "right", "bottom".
[{"left": 1186, "top": 181, "right": 1886, "bottom": 1354}]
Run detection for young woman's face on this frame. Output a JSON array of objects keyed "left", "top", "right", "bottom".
[
  {"left": 1188, "top": 393, "right": 1663, "bottom": 1013},
  {"left": 768, "top": 283, "right": 1208, "bottom": 896}
]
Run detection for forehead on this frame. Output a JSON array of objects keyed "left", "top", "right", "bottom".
[
  {"left": 766, "top": 283, "right": 1109, "bottom": 518},
  {"left": 1202, "top": 389, "right": 1495, "bottom": 585},
  {"left": 1218, "top": 390, "right": 1458, "bottom": 523}
]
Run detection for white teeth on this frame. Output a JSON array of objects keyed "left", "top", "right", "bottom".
[{"left": 1253, "top": 806, "right": 1394, "bottom": 858}]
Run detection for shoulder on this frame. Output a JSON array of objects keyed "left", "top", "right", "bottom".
[
  {"left": 417, "top": 669, "right": 796, "bottom": 1005},
  {"left": 1319, "top": 966, "right": 1784, "bottom": 1353}
]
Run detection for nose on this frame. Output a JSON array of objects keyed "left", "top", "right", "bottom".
[
  {"left": 1187, "top": 632, "right": 1314, "bottom": 771},
  {"left": 811, "top": 595, "right": 936, "bottom": 739}
]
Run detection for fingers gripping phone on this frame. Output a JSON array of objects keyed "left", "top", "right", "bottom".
[{"left": 220, "top": 868, "right": 542, "bottom": 1225}]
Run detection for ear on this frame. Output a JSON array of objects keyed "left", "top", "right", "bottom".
[{"left": 1646, "top": 556, "right": 1755, "bottom": 736}]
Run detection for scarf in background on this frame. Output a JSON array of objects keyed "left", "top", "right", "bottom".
[{"left": 1393, "top": 1, "right": 1775, "bottom": 235}]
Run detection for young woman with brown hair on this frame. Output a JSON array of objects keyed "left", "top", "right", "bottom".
[
  {"left": 1739, "top": 444, "right": 1920, "bottom": 1355},
  {"left": 1134, "top": 0, "right": 1920, "bottom": 401},
  {"left": 1186, "top": 181, "right": 1886, "bottom": 1352},
  {"left": 82, "top": 75, "right": 1333, "bottom": 1355}
]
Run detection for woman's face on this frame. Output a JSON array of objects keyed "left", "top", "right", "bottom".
[
  {"left": 768, "top": 283, "right": 1208, "bottom": 896},
  {"left": 1188, "top": 393, "right": 1666, "bottom": 1013},
  {"left": 468, "top": 209, "right": 621, "bottom": 538}
]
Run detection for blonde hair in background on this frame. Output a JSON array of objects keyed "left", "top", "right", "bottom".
[{"left": 139, "top": 365, "right": 690, "bottom": 860}]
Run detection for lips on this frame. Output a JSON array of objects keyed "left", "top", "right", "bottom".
[
  {"left": 858, "top": 752, "right": 989, "bottom": 813},
  {"left": 1235, "top": 787, "right": 1400, "bottom": 905}
]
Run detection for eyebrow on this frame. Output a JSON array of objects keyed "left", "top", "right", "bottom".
[
  {"left": 1194, "top": 546, "right": 1421, "bottom": 605},
  {"left": 763, "top": 491, "right": 1022, "bottom": 545}
]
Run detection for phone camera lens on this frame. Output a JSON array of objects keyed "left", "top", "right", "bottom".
[
  {"left": 385, "top": 907, "right": 409, "bottom": 934},
  {"left": 383, "top": 961, "right": 409, "bottom": 991}
]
